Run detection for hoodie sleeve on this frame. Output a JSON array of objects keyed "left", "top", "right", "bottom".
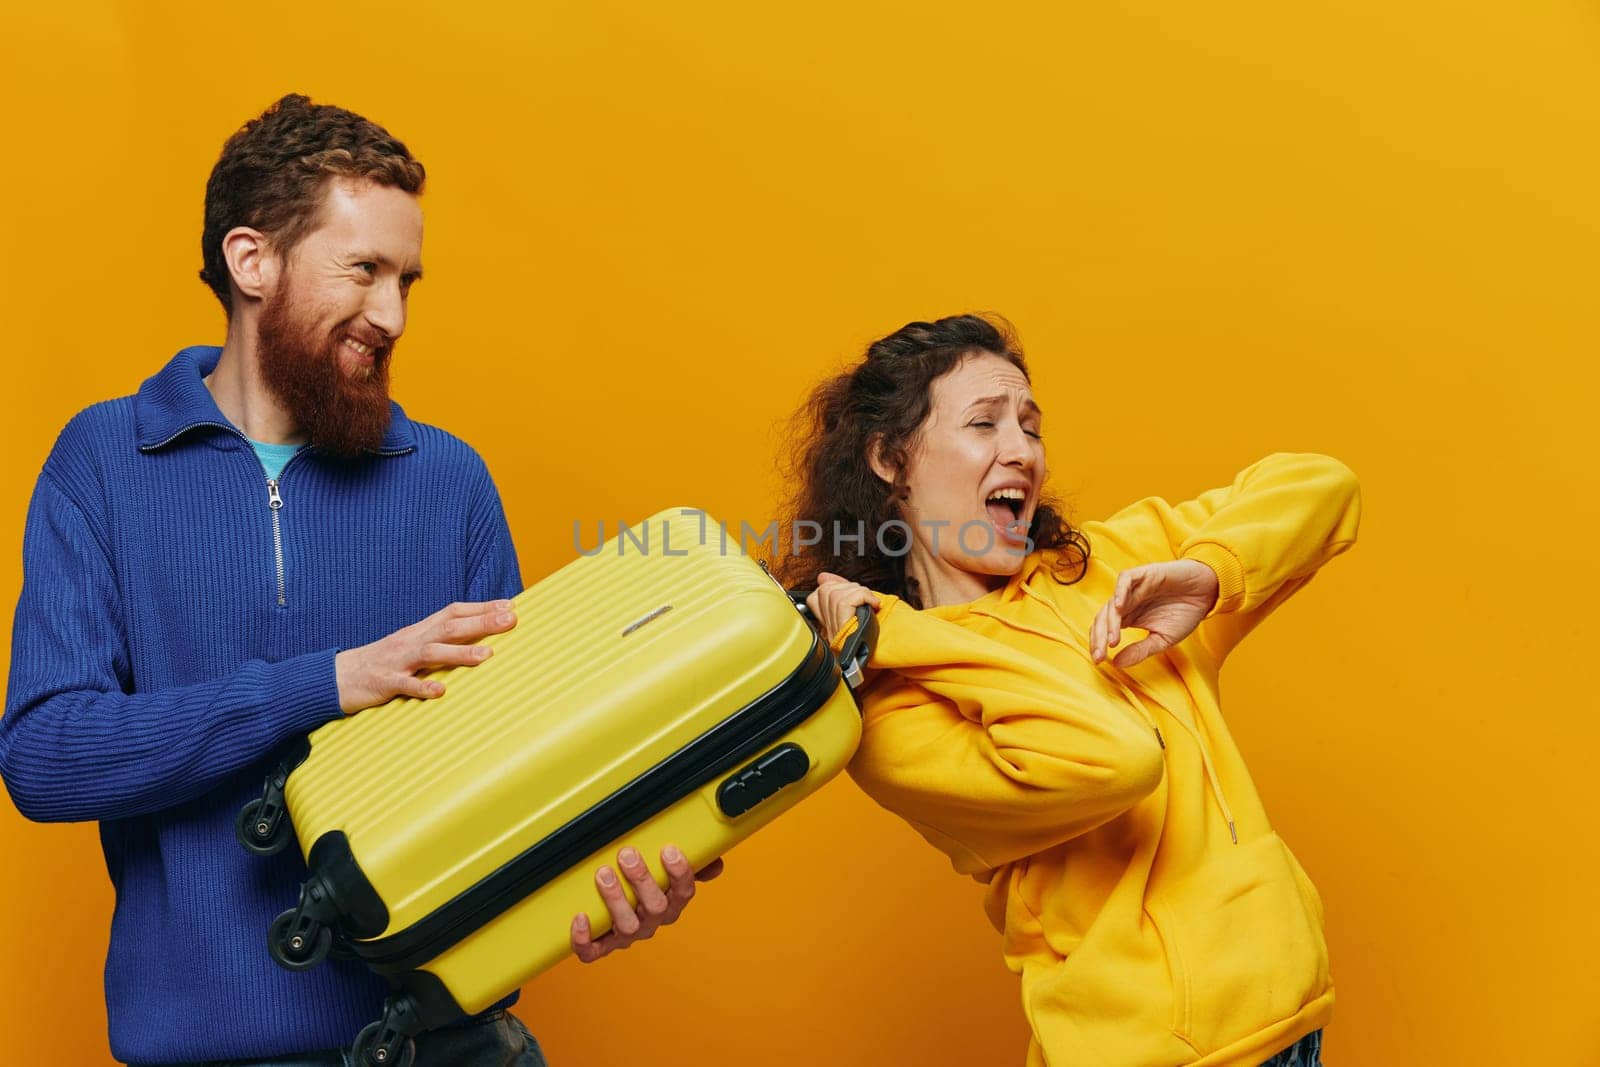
[
  {"left": 1086, "top": 453, "right": 1361, "bottom": 665},
  {"left": 844, "top": 595, "right": 1165, "bottom": 874},
  {"left": 0, "top": 472, "right": 343, "bottom": 824}
]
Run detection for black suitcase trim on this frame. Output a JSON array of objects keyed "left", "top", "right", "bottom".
[{"left": 335, "top": 628, "right": 843, "bottom": 976}]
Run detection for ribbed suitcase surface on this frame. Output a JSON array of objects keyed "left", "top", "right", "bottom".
[{"left": 258, "top": 508, "right": 863, "bottom": 1061}]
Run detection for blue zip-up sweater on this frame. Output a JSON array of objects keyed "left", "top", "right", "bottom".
[{"left": 0, "top": 346, "right": 522, "bottom": 1064}]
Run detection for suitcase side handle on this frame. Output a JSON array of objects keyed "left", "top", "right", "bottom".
[{"left": 787, "top": 591, "right": 878, "bottom": 691}]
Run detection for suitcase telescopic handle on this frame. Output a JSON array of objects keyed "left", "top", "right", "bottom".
[{"left": 788, "top": 591, "right": 879, "bottom": 690}]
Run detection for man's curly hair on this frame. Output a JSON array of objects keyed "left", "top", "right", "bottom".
[{"left": 198, "top": 93, "right": 426, "bottom": 314}]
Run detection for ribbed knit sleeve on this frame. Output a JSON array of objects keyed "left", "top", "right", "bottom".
[
  {"left": 0, "top": 473, "right": 342, "bottom": 823},
  {"left": 464, "top": 466, "right": 522, "bottom": 602}
]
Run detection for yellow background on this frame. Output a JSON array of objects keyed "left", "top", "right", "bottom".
[{"left": 1, "top": 2, "right": 1595, "bottom": 1064}]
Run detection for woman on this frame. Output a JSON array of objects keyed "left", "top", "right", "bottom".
[{"left": 781, "top": 314, "right": 1358, "bottom": 1067}]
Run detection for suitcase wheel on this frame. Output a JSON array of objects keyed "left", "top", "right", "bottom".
[
  {"left": 353, "top": 1020, "right": 417, "bottom": 1067},
  {"left": 235, "top": 798, "right": 292, "bottom": 856},
  {"left": 268, "top": 908, "right": 333, "bottom": 971}
]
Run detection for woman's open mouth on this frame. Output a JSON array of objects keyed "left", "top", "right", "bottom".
[{"left": 985, "top": 487, "right": 1031, "bottom": 545}]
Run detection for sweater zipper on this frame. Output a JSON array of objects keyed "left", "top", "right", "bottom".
[
  {"left": 267, "top": 479, "right": 286, "bottom": 607},
  {"left": 139, "top": 423, "right": 414, "bottom": 609},
  {"left": 263, "top": 451, "right": 309, "bottom": 609},
  {"left": 141, "top": 423, "right": 301, "bottom": 608}
]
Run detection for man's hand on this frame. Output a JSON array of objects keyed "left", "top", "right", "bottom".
[
  {"left": 1090, "top": 560, "right": 1219, "bottom": 668},
  {"left": 334, "top": 600, "right": 518, "bottom": 714},
  {"left": 570, "top": 845, "right": 725, "bottom": 964}
]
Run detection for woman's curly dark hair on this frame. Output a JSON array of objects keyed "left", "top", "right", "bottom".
[{"left": 776, "top": 313, "right": 1089, "bottom": 608}]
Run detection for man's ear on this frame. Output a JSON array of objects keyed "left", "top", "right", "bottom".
[
  {"left": 221, "top": 226, "right": 276, "bottom": 303},
  {"left": 867, "top": 434, "right": 898, "bottom": 486}
]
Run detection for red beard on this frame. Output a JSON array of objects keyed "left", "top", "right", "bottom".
[{"left": 256, "top": 286, "right": 394, "bottom": 459}]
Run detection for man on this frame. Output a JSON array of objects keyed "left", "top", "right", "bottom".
[{"left": 0, "top": 94, "right": 714, "bottom": 1066}]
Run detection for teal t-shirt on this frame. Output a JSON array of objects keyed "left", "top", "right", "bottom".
[{"left": 248, "top": 438, "right": 303, "bottom": 482}]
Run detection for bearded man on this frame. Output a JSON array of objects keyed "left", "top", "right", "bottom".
[{"left": 0, "top": 95, "right": 712, "bottom": 1067}]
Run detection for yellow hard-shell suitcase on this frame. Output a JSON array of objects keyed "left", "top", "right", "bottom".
[{"left": 236, "top": 508, "right": 872, "bottom": 1067}]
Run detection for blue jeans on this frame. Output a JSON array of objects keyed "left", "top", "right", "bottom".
[
  {"left": 137, "top": 1009, "right": 548, "bottom": 1067},
  {"left": 1260, "top": 1028, "right": 1324, "bottom": 1067}
]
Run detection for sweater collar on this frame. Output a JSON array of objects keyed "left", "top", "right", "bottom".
[{"left": 133, "top": 345, "right": 417, "bottom": 455}]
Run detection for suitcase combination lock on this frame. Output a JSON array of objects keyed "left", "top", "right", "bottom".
[{"left": 716, "top": 743, "right": 812, "bottom": 817}]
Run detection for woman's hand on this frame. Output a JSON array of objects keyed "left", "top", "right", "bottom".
[
  {"left": 805, "top": 572, "right": 880, "bottom": 644},
  {"left": 1090, "top": 560, "right": 1220, "bottom": 667}
]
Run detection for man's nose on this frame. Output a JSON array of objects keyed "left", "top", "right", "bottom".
[{"left": 364, "top": 279, "right": 406, "bottom": 341}]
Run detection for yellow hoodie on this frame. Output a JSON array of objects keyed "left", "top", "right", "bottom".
[{"left": 841, "top": 453, "right": 1361, "bottom": 1067}]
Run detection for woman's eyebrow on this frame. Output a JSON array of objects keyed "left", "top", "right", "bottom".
[{"left": 962, "top": 394, "right": 1044, "bottom": 417}]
